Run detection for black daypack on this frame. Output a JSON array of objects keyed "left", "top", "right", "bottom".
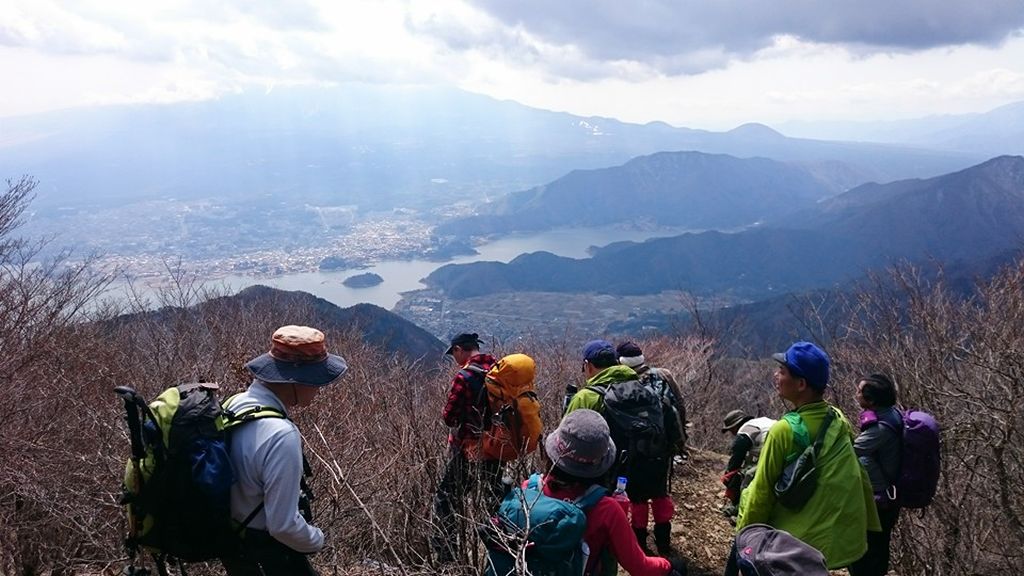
[
  {"left": 639, "top": 368, "right": 685, "bottom": 450},
  {"left": 593, "top": 379, "right": 669, "bottom": 461},
  {"left": 115, "top": 384, "right": 294, "bottom": 570}
]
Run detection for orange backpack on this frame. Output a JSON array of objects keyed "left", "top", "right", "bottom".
[{"left": 465, "top": 353, "right": 543, "bottom": 462}]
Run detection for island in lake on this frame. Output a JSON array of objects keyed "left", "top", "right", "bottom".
[{"left": 342, "top": 272, "right": 384, "bottom": 288}]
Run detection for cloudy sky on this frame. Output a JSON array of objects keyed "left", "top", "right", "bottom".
[{"left": 3, "top": 0, "right": 1024, "bottom": 130}]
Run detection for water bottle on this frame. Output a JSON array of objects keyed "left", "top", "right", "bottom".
[{"left": 613, "top": 476, "right": 630, "bottom": 519}]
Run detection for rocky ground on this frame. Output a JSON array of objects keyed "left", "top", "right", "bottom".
[{"left": 666, "top": 450, "right": 735, "bottom": 576}]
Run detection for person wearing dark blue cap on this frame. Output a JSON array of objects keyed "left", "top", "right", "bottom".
[
  {"left": 724, "top": 341, "right": 880, "bottom": 575},
  {"left": 221, "top": 325, "right": 348, "bottom": 576},
  {"left": 564, "top": 339, "right": 634, "bottom": 415}
]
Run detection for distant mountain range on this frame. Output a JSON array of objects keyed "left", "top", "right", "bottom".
[
  {"left": 423, "top": 155, "right": 1024, "bottom": 301},
  {"left": 437, "top": 151, "right": 836, "bottom": 236},
  {"left": 779, "top": 100, "right": 1024, "bottom": 156},
  {"left": 0, "top": 84, "right": 984, "bottom": 213}
]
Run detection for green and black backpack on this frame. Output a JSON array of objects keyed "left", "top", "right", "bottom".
[{"left": 115, "top": 383, "right": 289, "bottom": 571}]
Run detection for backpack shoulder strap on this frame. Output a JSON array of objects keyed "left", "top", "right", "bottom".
[
  {"left": 463, "top": 363, "right": 488, "bottom": 376},
  {"left": 812, "top": 408, "right": 836, "bottom": 455},
  {"left": 460, "top": 362, "right": 489, "bottom": 402},
  {"left": 222, "top": 404, "right": 286, "bottom": 428},
  {"left": 574, "top": 484, "right": 608, "bottom": 512},
  {"left": 782, "top": 412, "right": 811, "bottom": 451},
  {"left": 876, "top": 409, "right": 903, "bottom": 435}
]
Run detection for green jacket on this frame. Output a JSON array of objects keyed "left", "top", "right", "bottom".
[
  {"left": 736, "top": 401, "right": 881, "bottom": 569},
  {"left": 564, "top": 365, "right": 638, "bottom": 414}
]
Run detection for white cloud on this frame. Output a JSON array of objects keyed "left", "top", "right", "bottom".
[{"left": 0, "top": 0, "right": 1022, "bottom": 130}]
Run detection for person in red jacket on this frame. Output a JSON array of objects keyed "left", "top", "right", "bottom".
[
  {"left": 431, "top": 332, "right": 502, "bottom": 563},
  {"left": 540, "top": 409, "right": 688, "bottom": 576}
]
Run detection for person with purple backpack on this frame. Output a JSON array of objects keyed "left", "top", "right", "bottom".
[{"left": 849, "top": 373, "right": 903, "bottom": 576}]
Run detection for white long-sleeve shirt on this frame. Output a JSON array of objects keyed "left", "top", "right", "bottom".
[{"left": 225, "top": 380, "right": 324, "bottom": 553}]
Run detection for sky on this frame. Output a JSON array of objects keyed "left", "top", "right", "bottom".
[{"left": 3, "top": 0, "right": 1024, "bottom": 131}]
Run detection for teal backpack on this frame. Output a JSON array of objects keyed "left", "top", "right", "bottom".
[{"left": 484, "top": 474, "right": 607, "bottom": 576}]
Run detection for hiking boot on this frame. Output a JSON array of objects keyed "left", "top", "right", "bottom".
[
  {"left": 654, "top": 522, "right": 673, "bottom": 556},
  {"left": 633, "top": 527, "right": 655, "bottom": 556}
]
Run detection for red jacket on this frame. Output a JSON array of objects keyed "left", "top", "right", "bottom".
[
  {"left": 441, "top": 353, "right": 496, "bottom": 445},
  {"left": 541, "top": 477, "right": 671, "bottom": 576}
]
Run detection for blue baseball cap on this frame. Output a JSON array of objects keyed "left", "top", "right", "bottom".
[
  {"left": 772, "top": 342, "right": 830, "bottom": 391},
  {"left": 582, "top": 339, "right": 616, "bottom": 362}
]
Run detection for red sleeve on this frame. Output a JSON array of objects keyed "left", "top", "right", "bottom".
[
  {"left": 588, "top": 498, "right": 670, "bottom": 576},
  {"left": 442, "top": 372, "right": 468, "bottom": 426}
]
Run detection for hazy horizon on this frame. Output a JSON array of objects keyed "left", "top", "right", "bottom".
[{"left": 3, "top": 1, "right": 1024, "bottom": 131}]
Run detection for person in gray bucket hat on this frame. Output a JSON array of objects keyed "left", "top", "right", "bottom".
[
  {"left": 545, "top": 408, "right": 619, "bottom": 478},
  {"left": 536, "top": 410, "right": 688, "bottom": 576},
  {"left": 221, "top": 325, "right": 348, "bottom": 576}
]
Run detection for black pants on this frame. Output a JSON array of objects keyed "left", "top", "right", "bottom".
[
  {"left": 430, "top": 448, "right": 504, "bottom": 561},
  {"left": 221, "top": 529, "right": 319, "bottom": 576},
  {"left": 724, "top": 540, "right": 739, "bottom": 576},
  {"left": 848, "top": 505, "right": 900, "bottom": 576}
]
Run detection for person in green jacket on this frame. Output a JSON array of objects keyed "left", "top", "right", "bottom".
[
  {"left": 564, "top": 339, "right": 639, "bottom": 415},
  {"left": 725, "top": 341, "right": 880, "bottom": 575}
]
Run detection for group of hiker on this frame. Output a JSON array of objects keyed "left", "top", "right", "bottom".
[
  {"left": 717, "top": 343, "right": 938, "bottom": 576},
  {"left": 116, "top": 325, "right": 938, "bottom": 576},
  {"left": 432, "top": 335, "right": 937, "bottom": 576},
  {"left": 433, "top": 334, "right": 689, "bottom": 576}
]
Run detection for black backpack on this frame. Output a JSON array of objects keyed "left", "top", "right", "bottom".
[
  {"left": 115, "top": 383, "right": 297, "bottom": 573},
  {"left": 592, "top": 379, "right": 669, "bottom": 462},
  {"left": 638, "top": 368, "right": 685, "bottom": 450}
]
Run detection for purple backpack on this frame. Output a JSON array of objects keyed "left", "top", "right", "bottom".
[{"left": 880, "top": 409, "right": 941, "bottom": 508}]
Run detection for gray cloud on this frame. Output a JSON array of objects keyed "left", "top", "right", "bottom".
[{"left": 446, "top": 0, "right": 1024, "bottom": 76}]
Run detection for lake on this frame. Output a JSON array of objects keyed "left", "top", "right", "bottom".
[{"left": 168, "top": 226, "right": 686, "bottom": 310}]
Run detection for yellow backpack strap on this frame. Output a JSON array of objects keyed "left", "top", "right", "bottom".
[{"left": 219, "top": 394, "right": 287, "bottom": 430}]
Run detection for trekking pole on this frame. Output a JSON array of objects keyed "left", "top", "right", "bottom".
[
  {"left": 114, "top": 386, "right": 150, "bottom": 569},
  {"left": 115, "top": 387, "right": 148, "bottom": 463}
]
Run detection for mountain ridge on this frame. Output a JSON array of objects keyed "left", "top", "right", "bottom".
[
  {"left": 0, "top": 85, "right": 983, "bottom": 212},
  {"left": 421, "top": 155, "right": 1024, "bottom": 301}
]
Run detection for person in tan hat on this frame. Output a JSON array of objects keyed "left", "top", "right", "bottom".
[
  {"left": 220, "top": 326, "right": 347, "bottom": 576},
  {"left": 720, "top": 409, "right": 776, "bottom": 513}
]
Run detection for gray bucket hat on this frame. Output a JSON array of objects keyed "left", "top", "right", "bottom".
[{"left": 544, "top": 409, "right": 617, "bottom": 479}]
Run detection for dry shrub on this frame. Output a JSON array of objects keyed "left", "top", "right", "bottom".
[{"left": 827, "top": 262, "right": 1024, "bottom": 576}]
